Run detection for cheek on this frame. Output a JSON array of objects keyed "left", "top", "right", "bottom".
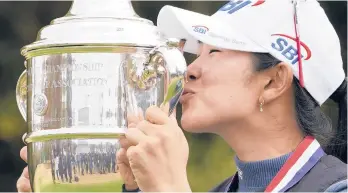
[
  {"left": 180, "top": 84, "right": 257, "bottom": 131},
  {"left": 205, "top": 68, "right": 257, "bottom": 116},
  {"left": 180, "top": 61, "right": 258, "bottom": 131},
  {"left": 204, "top": 85, "right": 256, "bottom": 117}
]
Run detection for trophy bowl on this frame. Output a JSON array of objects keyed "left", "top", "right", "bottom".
[{"left": 15, "top": 0, "right": 187, "bottom": 192}]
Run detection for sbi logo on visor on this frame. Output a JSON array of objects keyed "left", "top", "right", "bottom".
[
  {"left": 192, "top": 25, "right": 209, "bottom": 34},
  {"left": 218, "top": 0, "right": 265, "bottom": 14},
  {"left": 271, "top": 34, "right": 312, "bottom": 65}
]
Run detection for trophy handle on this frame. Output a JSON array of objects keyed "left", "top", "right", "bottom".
[
  {"left": 148, "top": 39, "right": 187, "bottom": 116},
  {"left": 16, "top": 70, "right": 27, "bottom": 121}
]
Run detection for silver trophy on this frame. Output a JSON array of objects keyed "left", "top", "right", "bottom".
[{"left": 15, "top": 0, "right": 187, "bottom": 192}]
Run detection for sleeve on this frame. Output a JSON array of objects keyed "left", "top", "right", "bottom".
[
  {"left": 325, "top": 179, "right": 348, "bottom": 192},
  {"left": 122, "top": 184, "right": 140, "bottom": 192}
]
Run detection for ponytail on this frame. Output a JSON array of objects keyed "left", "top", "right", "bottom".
[{"left": 327, "top": 78, "right": 347, "bottom": 163}]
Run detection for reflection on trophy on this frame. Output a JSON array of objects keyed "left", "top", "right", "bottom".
[{"left": 15, "top": 0, "right": 187, "bottom": 192}]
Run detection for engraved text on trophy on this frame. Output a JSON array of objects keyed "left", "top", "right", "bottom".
[{"left": 27, "top": 54, "right": 127, "bottom": 132}]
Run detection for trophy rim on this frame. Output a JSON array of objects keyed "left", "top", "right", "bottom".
[
  {"left": 20, "top": 44, "right": 157, "bottom": 60},
  {"left": 20, "top": 1, "right": 164, "bottom": 60}
]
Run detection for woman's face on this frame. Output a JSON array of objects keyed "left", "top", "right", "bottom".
[{"left": 180, "top": 43, "right": 262, "bottom": 133}]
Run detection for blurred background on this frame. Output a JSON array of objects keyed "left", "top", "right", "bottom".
[{"left": 0, "top": 1, "right": 346, "bottom": 192}]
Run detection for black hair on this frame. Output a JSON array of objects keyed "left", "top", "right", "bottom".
[{"left": 253, "top": 53, "right": 347, "bottom": 163}]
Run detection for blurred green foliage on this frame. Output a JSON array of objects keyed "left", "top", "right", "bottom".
[{"left": 0, "top": 1, "right": 345, "bottom": 192}]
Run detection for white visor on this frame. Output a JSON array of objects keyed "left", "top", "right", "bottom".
[{"left": 157, "top": 5, "right": 269, "bottom": 55}]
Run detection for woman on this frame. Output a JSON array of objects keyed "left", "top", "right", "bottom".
[{"left": 17, "top": 0, "right": 347, "bottom": 192}]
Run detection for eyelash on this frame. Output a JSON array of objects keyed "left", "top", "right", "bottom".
[
  {"left": 196, "top": 49, "right": 221, "bottom": 57},
  {"left": 209, "top": 49, "right": 220, "bottom": 54}
]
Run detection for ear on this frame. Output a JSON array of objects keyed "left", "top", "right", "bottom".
[{"left": 259, "top": 62, "right": 293, "bottom": 104}]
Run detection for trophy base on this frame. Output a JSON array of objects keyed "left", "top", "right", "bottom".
[{"left": 28, "top": 136, "right": 124, "bottom": 192}]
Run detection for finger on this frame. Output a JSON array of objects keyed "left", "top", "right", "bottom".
[
  {"left": 126, "top": 146, "right": 142, "bottom": 164},
  {"left": 127, "top": 108, "right": 144, "bottom": 125},
  {"left": 125, "top": 128, "right": 148, "bottom": 145},
  {"left": 23, "top": 167, "right": 29, "bottom": 179},
  {"left": 17, "top": 176, "right": 31, "bottom": 193},
  {"left": 127, "top": 114, "right": 141, "bottom": 125},
  {"left": 169, "top": 108, "right": 177, "bottom": 122},
  {"left": 127, "top": 146, "right": 148, "bottom": 174},
  {"left": 136, "top": 120, "right": 159, "bottom": 136},
  {"left": 119, "top": 136, "right": 131, "bottom": 149},
  {"left": 116, "top": 148, "right": 129, "bottom": 165},
  {"left": 145, "top": 105, "right": 171, "bottom": 125},
  {"left": 20, "top": 146, "right": 27, "bottom": 163},
  {"left": 128, "top": 123, "right": 137, "bottom": 128}
]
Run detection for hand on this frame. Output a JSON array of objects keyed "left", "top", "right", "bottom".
[
  {"left": 125, "top": 106, "right": 190, "bottom": 192},
  {"left": 117, "top": 110, "right": 144, "bottom": 190},
  {"left": 17, "top": 146, "right": 32, "bottom": 193},
  {"left": 16, "top": 110, "right": 143, "bottom": 192}
]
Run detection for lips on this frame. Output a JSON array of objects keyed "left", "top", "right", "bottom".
[
  {"left": 180, "top": 88, "right": 195, "bottom": 103},
  {"left": 182, "top": 90, "right": 189, "bottom": 95},
  {"left": 182, "top": 88, "right": 195, "bottom": 96}
]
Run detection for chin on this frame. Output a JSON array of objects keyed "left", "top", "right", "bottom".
[
  {"left": 180, "top": 112, "right": 213, "bottom": 133},
  {"left": 180, "top": 119, "right": 201, "bottom": 133}
]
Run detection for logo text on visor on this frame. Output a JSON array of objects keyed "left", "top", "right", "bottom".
[
  {"left": 271, "top": 34, "right": 312, "bottom": 65},
  {"left": 192, "top": 25, "right": 209, "bottom": 34},
  {"left": 191, "top": 25, "right": 246, "bottom": 46},
  {"left": 218, "top": 0, "right": 265, "bottom": 14}
]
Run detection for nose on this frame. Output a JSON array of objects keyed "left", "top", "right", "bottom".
[
  {"left": 187, "top": 74, "right": 196, "bottom": 81},
  {"left": 185, "top": 59, "right": 201, "bottom": 83},
  {"left": 185, "top": 69, "right": 197, "bottom": 82}
]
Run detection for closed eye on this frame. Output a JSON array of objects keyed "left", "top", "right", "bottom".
[{"left": 209, "top": 49, "right": 221, "bottom": 54}]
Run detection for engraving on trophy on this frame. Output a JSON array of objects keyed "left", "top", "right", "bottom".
[
  {"left": 43, "top": 78, "right": 108, "bottom": 88},
  {"left": 31, "top": 117, "right": 75, "bottom": 130},
  {"left": 43, "top": 59, "right": 104, "bottom": 74},
  {"left": 116, "top": 27, "right": 124, "bottom": 32},
  {"left": 33, "top": 93, "right": 48, "bottom": 116}
]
